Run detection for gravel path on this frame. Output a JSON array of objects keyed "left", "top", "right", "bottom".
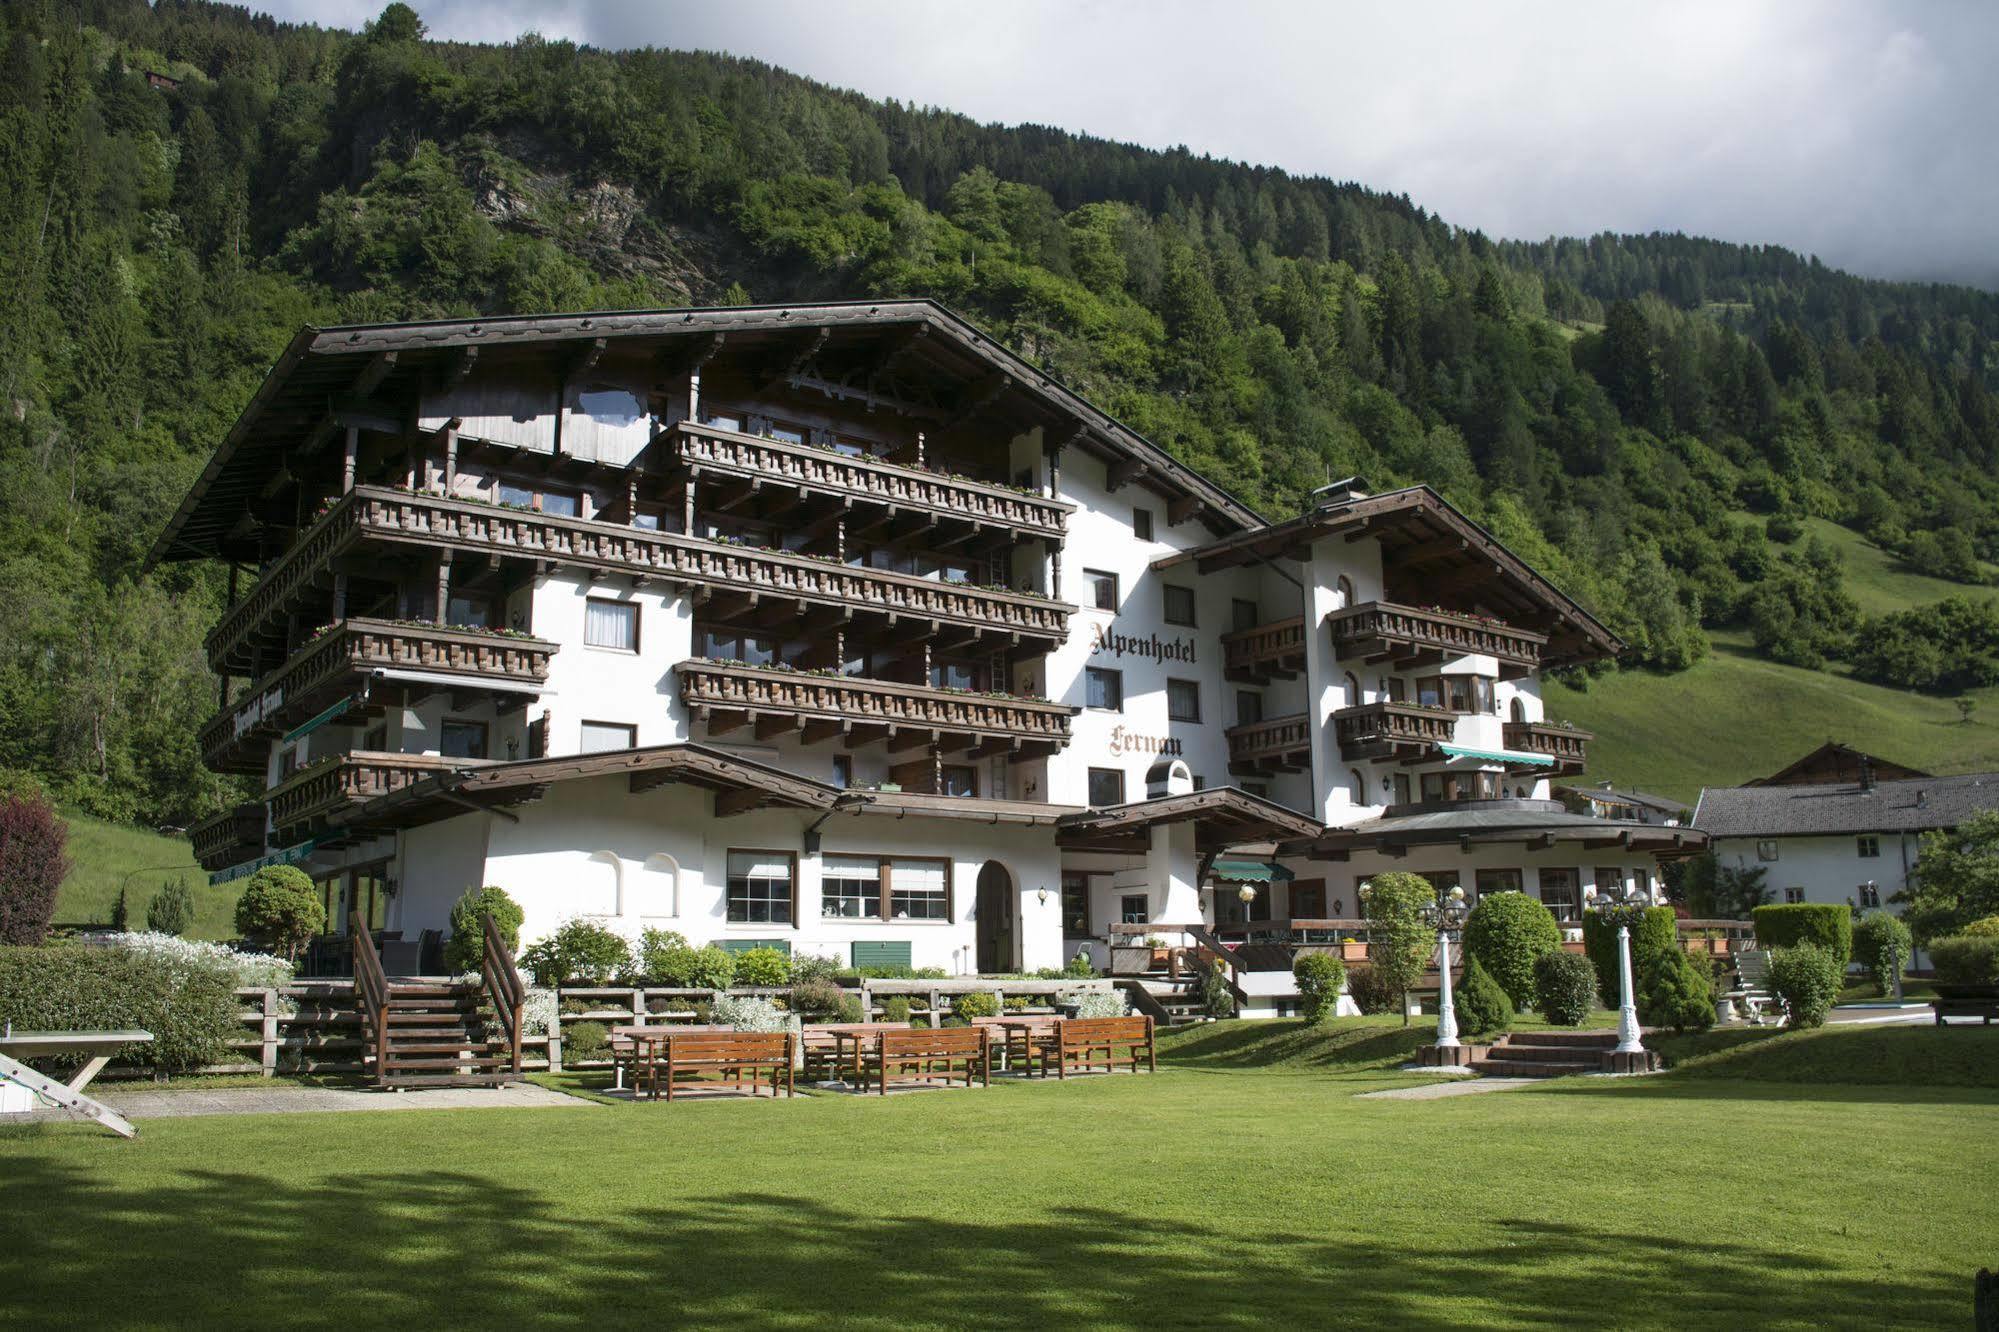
[{"left": 1358, "top": 1077, "right": 1541, "bottom": 1101}]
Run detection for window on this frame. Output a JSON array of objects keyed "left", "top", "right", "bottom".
[
  {"left": 1088, "top": 768, "right": 1126, "bottom": 807},
  {"left": 1132, "top": 508, "right": 1154, "bottom": 540},
  {"left": 1167, "top": 679, "right": 1201, "bottom": 723},
  {"left": 700, "top": 625, "right": 776, "bottom": 666},
  {"left": 1061, "top": 872, "right": 1091, "bottom": 936},
  {"left": 1392, "top": 773, "right": 1411, "bottom": 806},
  {"left": 1420, "top": 870, "right": 1461, "bottom": 897},
  {"left": 1538, "top": 868, "right": 1580, "bottom": 924},
  {"left": 498, "top": 482, "right": 578, "bottom": 517},
  {"left": 1192, "top": 775, "right": 1207, "bottom": 791},
  {"left": 703, "top": 411, "right": 743, "bottom": 433},
  {"left": 726, "top": 851, "right": 794, "bottom": 924},
  {"left": 888, "top": 858, "right": 949, "bottom": 920},
  {"left": 1120, "top": 893, "right": 1150, "bottom": 925},
  {"left": 1757, "top": 840, "right": 1780, "bottom": 862},
  {"left": 1386, "top": 676, "right": 1407, "bottom": 703},
  {"left": 1335, "top": 575, "right": 1354, "bottom": 607},
  {"left": 362, "top": 724, "right": 387, "bottom": 752},
  {"left": 1290, "top": 879, "right": 1327, "bottom": 919},
  {"left": 1243, "top": 781, "right": 1270, "bottom": 799},
  {"left": 1858, "top": 882, "right": 1880, "bottom": 909},
  {"left": 1857, "top": 835, "right": 1880, "bottom": 859},
  {"left": 447, "top": 594, "right": 493, "bottom": 629},
  {"left": 1784, "top": 886, "right": 1805, "bottom": 904},
  {"left": 1236, "top": 690, "right": 1262, "bottom": 725},
  {"left": 585, "top": 598, "right": 638, "bottom": 651},
  {"left": 1232, "top": 598, "right": 1260, "bottom": 632},
  {"left": 1595, "top": 867, "right": 1624, "bottom": 897},
  {"left": 1475, "top": 868, "right": 1523, "bottom": 900},
  {"left": 821, "top": 855, "right": 882, "bottom": 919},
  {"left": 1344, "top": 672, "right": 1362, "bottom": 707},
  {"left": 940, "top": 765, "right": 978, "bottom": 797},
  {"left": 1417, "top": 675, "right": 1492, "bottom": 713},
  {"left": 1086, "top": 667, "right": 1124, "bottom": 712},
  {"left": 929, "top": 658, "right": 981, "bottom": 691},
  {"left": 441, "top": 719, "right": 487, "bottom": 760},
  {"left": 579, "top": 721, "right": 636, "bottom": 753},
  {"left": 831, "top": 755, "right": 852, "bottom": 790},
  {"left": 1420, "top": 770, "right": 1500, "bottom": 802},
  {"left": 1163, "top": 584, "right": 1196, "bottom": 626},
  {"left": 1084, "top": 569, "right": 1119, "bottom": 611},
  {"left": 279, "top": 746, "right": 299, "bottom": 779}
]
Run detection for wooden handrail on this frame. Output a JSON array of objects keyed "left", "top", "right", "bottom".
[
  {"left": 481, "top": 911, "right": 527, "bottom": 1074},
  {"left": 349, "top": 913, "right": 389, "bottom": 1079}
]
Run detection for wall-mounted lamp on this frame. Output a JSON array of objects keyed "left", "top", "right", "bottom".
[{"left": 1037, "top": 887, "right": 1049, "bottom": 906}]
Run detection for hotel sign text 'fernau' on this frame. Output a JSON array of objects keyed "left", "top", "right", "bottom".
[{"left": 1089, "top": 622, "right": 1197, "bottom": 664}]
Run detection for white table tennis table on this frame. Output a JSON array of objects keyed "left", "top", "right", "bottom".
[{"left": 0, "top": 1028, "right": 153, "bottom": 1138}]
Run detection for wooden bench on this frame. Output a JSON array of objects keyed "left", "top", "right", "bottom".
[
  {"left": 646, "top": 1031, "right": 795, "bottom": 1101},
  {"left": 875, "top": 1026, "right": 991, "bottom": 1094},
  {"left": 1041, "top": 1016, "right": 1155, "bottom": 1079},
  {"left": 801, "top": 1022, "right": 913, "bottom": 1083},
  {"left": 1930, "top": 990, "right": 1999, "bottom": 1026},
  {"left": 609, "top": 1024, "right": 727, "bottom": 1092}
]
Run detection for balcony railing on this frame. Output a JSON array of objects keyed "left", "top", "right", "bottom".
[
  {"left": 1333, "top": 700, "right": 1458, "bottom": 760},
  {"left": 678, "top": 660, "right": 1074, "bottom": 757},
  {"left": 671, "top": 422, "right": 1071, "bottom": 542},
  {"left": 266, "top": 751, "right": 478, "bottom": 840},
  {"left": 1226, "top": 713, "right": 1311, "bottom": 775},
  {"left": 201, "top": 619, "right": 556, "bottom": 774},
  {"left": 208, "top": 487, "right": 1073, "bottom": 674},
  {"left": 1503, "top": 721, "right": 1592, "bottom": 774},
  {"left": 1222, "top": 617, "right": 1306, "bottom": 683},
  {"left": 1329, "top": 602, "right": 1547, "bottom": 679},
  {"left": 188, "top": 802, "right": 266, "bottom": 871}
]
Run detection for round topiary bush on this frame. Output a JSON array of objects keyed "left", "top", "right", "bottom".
[
  {"left": 733, "top": 945, "right": 793, "bottom": 987},
  {"left": 1463, "top": 892, "right": 1561, "bottom": 1010},
  {"left": 1344, "top": 963, "right": 1400, "bottom": 1015},
  {"left": 445, "top": 885, "right": 523, "bottom": 973},
  {"left": 1532, "top": 950, "right": 1597, "bottom": 1026},
  {"left": 1851, "top": 913, "right": 1912, "bottom": 995},
  {"left": 1767, "top": 942, "right": 1843, "bottom": 1029},
  {"left": 1292, "top": 952, "right": 1347, "bottom": 1023},
  {"left": 1637, "top": 947, "right": 1715, "bottom": 1034},
  {"left": 562, "top": 1019, "right": 609, "bottom": 1060},
  {"left": 1451, "top": 957, "right": 1512, "bottom": 1039},
  {"left": 233, "top": 865, "right": 324, "bottom": 960},
  {"left": 790, "top": 976, "right": 846, "bottom": 1021},
  {"left": 1582, "top": 905, "right": 1677, "bottom": 1007}
]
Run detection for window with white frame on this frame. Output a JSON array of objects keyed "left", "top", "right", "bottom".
[
  {"left": 585, "top": 598, "right": 638, "bottom": 651},
  {"left": 888, "top": 858, "right": 949, "bottom": 920},
  {"left": 1163, "top": 584, "right": 1196, "bottom": 626},
  {"left": 1857, "top": 835, "right": 1880, "bottom": 859},
  {"left": 726, "top": 851, "right": 794, "bottom": 924},
  {"left": 1086, "top": 667, "right": 1123, "bottom": 712},
  {"left": 1784, "top": 886, "right": 1805, "bottom": 904},
  {"left": 1858, "top": 882, "right": 1881, "bottom": 909},
  {"left": 579, "top": 721, "right": 637, "bottom": 753},
  {"left": 1083, "top": 569, "right": 1119, "bottom": 611},
  {"left": 821, "top": 855, "right": 882, "bottom": 919},
  {"left": 1167, "top": 678, "right": 1201, "bottom": 722}
]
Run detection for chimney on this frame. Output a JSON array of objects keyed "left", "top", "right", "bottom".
[
  {"left": 1917, "top": 788, "right": 1928, "bottom": 809},
  {"left": 1859, "top": 756, "right": 1874, "bottom": 792},
  {"left": 1311, "top": 475, "right": 1370, "bottom": 507}
]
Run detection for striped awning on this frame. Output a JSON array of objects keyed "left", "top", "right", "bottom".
[
  {"left": 1439, "top": 743, "right": 1554, "bottom": 767},
  {"left": 282, "top": 695, "right": 364, "bottom": 744},
  {"left": 1210, "top": 858, "right": 1294, "bottom": 883}
]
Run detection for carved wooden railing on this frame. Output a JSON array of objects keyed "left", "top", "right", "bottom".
[
  {"left": 350, "top": 912, "right": 390, "bottom": 1084},
  {"left": 1334, "top": 701, "right": 1458, "bottom": 758},
  {"left": 1503, "top": 721, "right": 1592, "bottom": 771},
  {"left": 209, "top": 487, "right": 1073, "bottom": 672},
  {"left": 482, "top": 911, "right": 527, "bottom": 1075},
  {"left": 1329, "top": 601, "right": 1547, "bottom": 676},
  {"left": 1222, "top": 617, "right": 1306, "bottom": 682},
  {"left": 1226, "top": 712, "right": 1311, "bottom": 771},
  {"left": 202, "top": 620, "right": 557, "bottom": 772},
  {"left": 671, "top": 422, "right": 1071, "bottom": 541},
  {"left": 266, "top": 750, "right": 476, "bottom": 837},
  {"left": 187, "top": 802, "right": 267, "bottom": 870},
  {"left": 678, "top": 660, "right": 1074, "bottom": 744}
]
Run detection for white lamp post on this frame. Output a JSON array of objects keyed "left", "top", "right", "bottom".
[
  {"left": 1237, "top": 882, "right": 1257, "bottom": 925},
  {"left": 1419, "top": 885, "right": 1472, "bottom": 1049},
  {"left": 1585, "top": 882, "right": 1647, "bottom": 1056}
]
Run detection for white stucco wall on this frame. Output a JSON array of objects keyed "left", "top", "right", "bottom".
[{"left": 1711, "top": 832, "right": 1918, "bottom": 913}]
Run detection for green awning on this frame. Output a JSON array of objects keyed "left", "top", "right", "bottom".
[
  {"left": 282, "top": 695, "right": 363, "bottom": 744},
  {"left": 1439, "top": 743, "right": 1555, "bottom": 767},
  {"left": 1210, "top": 858, "right": 1294, "bottom": 883}
]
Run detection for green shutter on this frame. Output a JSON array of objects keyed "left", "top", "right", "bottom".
[
  {"left": 719, "top": 938, "right": 791, "bottom": 956},
  {"left": 852, "top": 941, "right": 912, "bottom": 970}
]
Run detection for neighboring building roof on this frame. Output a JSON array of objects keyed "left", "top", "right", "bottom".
[
  {"left": 1055, "top": 787, "right": 1326, "bottom": 853},
  {"left": 1743, "top": 741, "right": 1931, "bottom": 788},
  {"left": 1693, "top": 772, "right": 1999, "bottom": 839},
  {"left": 1152, "top": 483, "right": 1621, "bottom": 669},
  {"left": 1299, "top": 799, "right": 1706, "bottom": 860},
  {"left": 147, "top": 299, "right": 1266, "bottom": 568},
  {"left": 1557, "top": 781, "right": 1691, "bottom": 820}
]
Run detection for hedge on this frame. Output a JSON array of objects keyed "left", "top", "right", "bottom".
[
  {"left": 1752, "top": 904, "right": 1852, "bottom": 971},
  {"left": 1581, "top": 906, "right": 1677, "bottom": 1007},
  {"left": 1462, "top": 892, "right": 1560, "bottom": 1010},
  {"left": 0, "top": 943, "right": 239, "bottom": 1073},
  {"left": 1929, "top": 935, "right": 1999, "bottom": 986},
  {"left": 1851, "top": 913, "right": 1912, "bottom": 994},
  {"left": 1767, "top": 943, "right": 1843, "bottom": 1028}
]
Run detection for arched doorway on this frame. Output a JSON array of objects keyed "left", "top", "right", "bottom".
[{"left": 975, "top": 861, "right": 1015, "bottom": 973}]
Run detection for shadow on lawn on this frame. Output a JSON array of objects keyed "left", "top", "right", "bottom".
[{"left": 0, "top": 1156, "right": 1968, "bottom": 1327}]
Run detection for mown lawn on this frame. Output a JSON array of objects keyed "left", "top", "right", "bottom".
[{"left": 3, "top": 1018, "right": 1994, "bottom": 1329}]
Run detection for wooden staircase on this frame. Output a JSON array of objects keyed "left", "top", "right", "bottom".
[
  {"left": 352, "top": 912, "right": 527, "bottom": 1089},
  {"left": 1468, "top": 1030, "right": 1657, "bottom": 1078}
]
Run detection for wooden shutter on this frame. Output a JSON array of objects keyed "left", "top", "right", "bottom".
[{"left": 852, "top": 941, "right": 912, "bottom": 970}]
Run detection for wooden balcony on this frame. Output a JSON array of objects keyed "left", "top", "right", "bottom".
[
  {"left": 1226, "top": 713, "right": 1311, "bottom": 776},
  {"left": 1328, "top": 602, "right": 1547, "bottom": 679},
  {"left": 1222, "top": 617, "right": 1306, "bottom": 684},
  {"left": 669, "top": 422, "right": 1071, "bottom": 544},
  {"left": 201, "top": 619, "right": 556, "bottom": 775},
  {"left": 208, "top": 487, "right": 1073, "bottom": 674},
  {"left": 678, "top": 660, "right": 1074, "bottom": 759},
  {"left": 1503, "top": 721, "right": 1592, "bottom": 775},
  {"left": 1333, "top": 701, "right": 1458, "bottom": 761},
  {"left": 266, "top": 751, "right": 478, "bottom": 842},
  {"left": 188, "top": 802, "right": 266, "bottom": 871}
]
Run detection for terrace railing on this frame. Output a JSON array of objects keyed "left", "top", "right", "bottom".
[
  {"left": 1222, "top": 617, "right": 1307, "bottom": 683},
  {"left": 188, "top": 801, "right": 267, "bottom": 871},
  {"left": 482, "top": 911, "right": 527, "bottom": 1075},
  {"left": 1329, "top": 601, "right": 1547, "bottom": 678},
  {"left": 265, "top": 750, "right": 474, "bottom": 840},
  {"left": 1225, "top": 712, "right": 1311, "bottom": 774},
  {"left": 1334, "top": 700, "right": 1458, "bottom": 760},
  {"left": 677, "top": 660, "right": 1074, "bottom": 750},
  {"left": 1502, "top": 721, "right": 1592, "bottom": 772}
]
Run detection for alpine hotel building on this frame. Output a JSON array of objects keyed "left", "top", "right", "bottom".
[{"left": 163, "top": 302, "right": 1699, "bottom": 979}]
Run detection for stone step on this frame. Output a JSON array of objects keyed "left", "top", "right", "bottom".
[
  {"left": 378, "top": 1073, "right": 515, "bottom": 1089},
  {"left": 1500, "top": 1030, "right": 1620, "bottom": 1048},
  {"left": 1468, "top": 1057, "right": 1598, "bottom": 1078}
]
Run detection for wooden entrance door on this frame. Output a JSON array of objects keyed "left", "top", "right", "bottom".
[{"left": 975, "top": 861, "right": 1014, "bottom": 973}]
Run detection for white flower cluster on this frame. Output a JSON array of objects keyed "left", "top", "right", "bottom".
[
  {"left": 1066, "top": 990, "right": 1128, "bottom": 1019},
  {"left": 520, "top": 987, "right": 558, "bottom": 1039},
  {"left": 712, "top": 994, "right": 794, "bottom": 1033},
  {"left": 113, "top": 931, "right": 294, "bottom": 990}
]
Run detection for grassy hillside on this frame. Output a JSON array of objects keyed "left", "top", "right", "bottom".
[
  {"left": 53, "top": 813, "right": 234, "bottom": 940},
  {"left": 1789, "top": 516, "right": 1995, "bottom": 618},
  {"left": 1549, "top": 633, "right": 1999, "bottom": 802}
]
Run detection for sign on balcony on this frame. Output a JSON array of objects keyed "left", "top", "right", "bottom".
[{"left": 207, "top": 838, "right": 320, "bottom": 888}]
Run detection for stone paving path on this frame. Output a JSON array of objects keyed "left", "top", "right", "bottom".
[
  {"left": 1358, "top": 1077, "right": 1541, "bottom": 1101},
  {"left": 59, "top": 1082, "right": 592, "bottom": 1121}
]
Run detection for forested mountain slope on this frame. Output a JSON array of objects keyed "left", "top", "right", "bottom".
[{"left": 3, "top": 0, "right": 1996, "bottom": 827}]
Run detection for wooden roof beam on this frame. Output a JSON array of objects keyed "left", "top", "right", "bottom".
[
  {"left": 350, "top": 352, "right": 398, "bottom": 400},
  {"left": 1106, "top": 458, "right": 1149, "bottom": 493}
]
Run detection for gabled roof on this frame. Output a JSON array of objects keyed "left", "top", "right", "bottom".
[
  {"left": 1303, "top": 799, "right": 1706, "bottom": 860},
  {"left": 1743, "top": 741, "right": 1931, "bottom": 788},
  {"left": 149, "top": 299, "right": 1264, "bottom": 567},
  {"left": 1056, "top": 787, "right": 1324, "bottom": 853},
  {"left": 1557, "top": 782, "right": 1691, "bottom": 818},
  {"left": 1693, "top": 772, "right": 1999, "bottom": 839},
  {"left": 1152, "top": 484, "right": 1621, "bottom": 668}
]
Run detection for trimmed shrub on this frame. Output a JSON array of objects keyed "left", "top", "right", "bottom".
[
  {"left": 1752, "top": 903, "right": 1852, "bottom": 971},
  {"left": 562, "top": 1020, "right": 609, "bottom": 1059},
  {"left": 113, "top": 931, "right": 293, "bottom": 992},
  {"left": 519, "top": 918, "right": 632, "bottom": 986},
  {"left": 880, "top": 996, "right": 913, "bottom": 1024},
  {"left": 1582, "top": 906, "right": 1677, "bottom": 1007},
  {"left": 1852, "top": 913, "right": 1912, "bottom": 994},
  {"left": 233, "top": 865, "right": 324, "bottom": 960},
  {"left": 1533, "top": 950, "right": 1597, "bottom": 1026},
  {"left": 1767, "top": 943, "right": 1843, "bottom": 1028},
  {"left": 634, "top": 928, "right": 689, "bottom": 979},
  {"left": 666, "top": 944, "right": 737, "bottom": 990},
  {"left": 1929, "top": 935, "right": 1999, "bottom": 986},
  {"left": 1637, "top": 947, "right": 1715, "bottom": 1034},
  {"left": 789, "top": 977, "right": 846, "bottom": 1021},
  {"left": 790, "top": 952, "right": 845, "bottom": 985},
  {"left": 734, "top": 945, "right": 793, "bottom": 987},
  {"left": 145, "top": 878, "right": 195, "bottom": 936},
  {"left": 0, "top": 792, "right": 69, "bottom": 946},
  {"left": 1069, "top": 990, "right": 1127, "bottom": 1019},
  {"left": 0, "top": 942, "right": 237, "bottom": 1074},
  {"left": 1451, "top": 957, "right": 1512, "bottom": 1039},
  {"left": 1463, "top": 892, "right": 1561, "bottom": 1010},
  {"left": 836, "top": 994, "right": 866, "bottom": 1023},
  {"left": 1345, "top": 963, "right": 1401, "bottom": 1016},
  {"left": 952, "top": 990, "right": 1001, "bottom": 1021},
  {"left": 1362, "top": 872, "right": 1436, "bottom": 1024},
  {"left": 1961, "top": 915, "right": 1999, "bottom": 938},
  {"left": 713, "top": 994, "right": 790, "bottom": 1032},
  {"left": 1199, "top": 960, "right": 1236, "bottom": 1019},
  {"left": 1292, "top": 953, "right": 1347, "bottom": 1023},
  {"left": 445, "top": 886, "right": 523, "bottom": 973}
]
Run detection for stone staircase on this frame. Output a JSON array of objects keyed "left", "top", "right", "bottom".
[{"left": 1468, "top": 1030, "right": 1659, "bottom": 1078}]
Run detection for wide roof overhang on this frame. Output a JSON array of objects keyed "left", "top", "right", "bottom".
[
  {"left": 1056, "top": 787, "right": 1325, "bottom": 855},
  {"left": 1298, "top": 800, "right": 1708, "bottom": 862}
]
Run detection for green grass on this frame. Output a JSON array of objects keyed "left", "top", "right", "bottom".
[
  {"left": 1786, "top": 515, "right": 1992, "bottom": 618},
  {"left": 1649, "top": 1023, "right": 1999, "bottom": 1087},
  {"left": 4, "top": 1018, "right": 1995, "bottom": 1329},
  {"left": 51, "top": 811, "right": 237, "bottom": 938}
]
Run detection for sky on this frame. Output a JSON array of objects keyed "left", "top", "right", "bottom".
[{"left": 265, "top": 1, "right": 1999, "bottom": 289}]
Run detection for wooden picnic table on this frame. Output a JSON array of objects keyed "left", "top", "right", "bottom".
[
  {"left": 982, "top": 1016, "right": 1061, "bottom": 1073},
  {"left": 608, "top": 1024, "right": 728, "bottom": 1091},
  {"left": 0, "top": 1028, "right": 154, "bottom": 1139},
  {"left": 819, "top": 1023, "right": 914, "bottom": 1084}
]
